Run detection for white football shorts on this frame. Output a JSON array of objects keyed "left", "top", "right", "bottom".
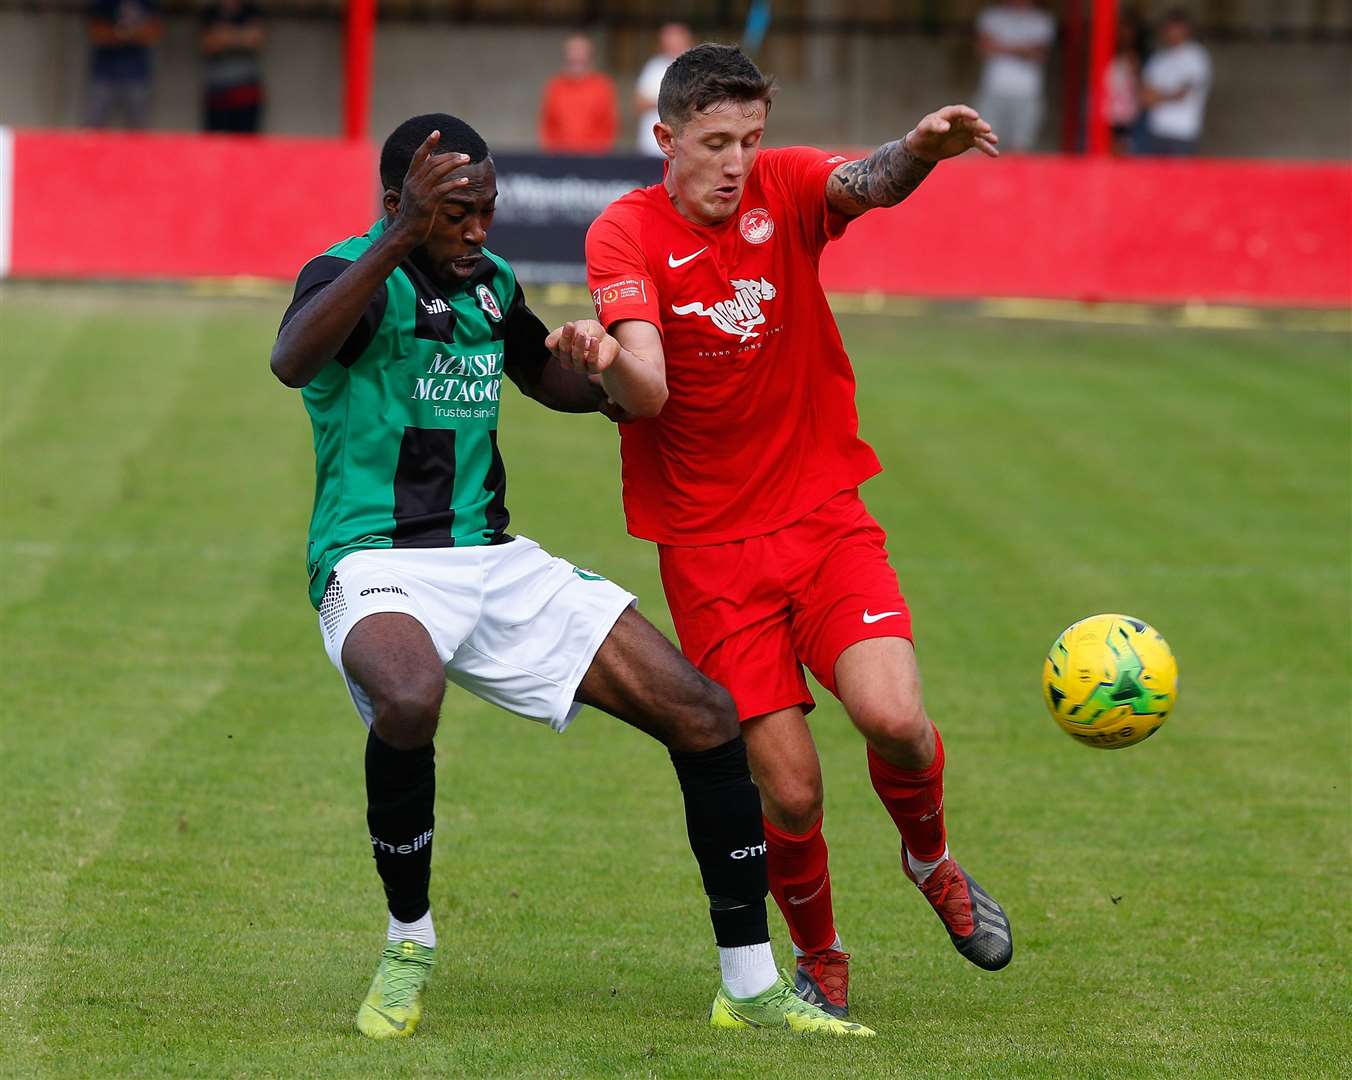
[{"left": 317, "top": 537, "right": 636, "bottom": 733}]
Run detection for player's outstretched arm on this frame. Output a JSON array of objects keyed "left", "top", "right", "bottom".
[
  {"left": 545, "top": 319, "right": 667, "bottom": 419},
  {"left": 501, "top": 292, "right": 616, "bottom": 415},
  {"left": 270, "top": 132, "right": 471, "bottom": 388},
  {"left": 826, "top": 105, "right": 999, "bottom": 218}
]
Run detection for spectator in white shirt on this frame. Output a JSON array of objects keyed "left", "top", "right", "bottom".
[
  {"left": 634, "top": 21, "right": 693, "bottom": 157},
  {"left": 975, "top": 1, "right": 1056, "bottom": 152},
  {"left": 1140, "top": 9, "right": 1211, "bottom": 155}
]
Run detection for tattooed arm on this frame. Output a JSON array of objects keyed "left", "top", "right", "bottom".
[{"left": 826, "top": 104, "right": 1000, "bottom": 218}]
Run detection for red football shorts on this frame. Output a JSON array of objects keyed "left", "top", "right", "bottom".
[{"left": 657, "top": 489, "right": 913, "bottom": 722}]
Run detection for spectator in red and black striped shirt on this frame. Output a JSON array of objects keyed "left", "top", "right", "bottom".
[{"left": 200, "top": 0, "right": 265, "bottom": 134}]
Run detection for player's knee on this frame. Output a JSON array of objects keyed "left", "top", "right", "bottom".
[
  {"left": 764, "top": 776, "right": 824, "bottom": 834},
  {"left": 856, "top": 696, "right": 929, "bottom": 757},
  {"left": 372, "top": 678, "right": 444, "bottom": 749},
  {"left": 668, "top": 673, "right": 740, "bottom": 751}
]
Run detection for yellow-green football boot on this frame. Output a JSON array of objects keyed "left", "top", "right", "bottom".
[
  {"left": 356, "top": 939, "right": 436, "bottom": 1039},
  {"left": 710, "top": 973, "right": 875, "bottom": 1036}
]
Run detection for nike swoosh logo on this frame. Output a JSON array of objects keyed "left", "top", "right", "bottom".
[
  {"left": 861, "top": 609, "right": 904, "bottom": 624},
  {"left": 366, "top": 1005, "right": 406, "bottom": 1031},
  {"left": 667, "top": 246, "right": 708, "bottom": 268},
  {"left": 786, "top": 876, "right": 828, "bottom": 906}
]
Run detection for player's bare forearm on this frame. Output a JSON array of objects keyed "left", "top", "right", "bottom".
[
  {"left": 270, "top": 228, "right": 416, "bottom": 388},
  {"left": 826, "top": 105, "right": 999, "bottom": 218},
  {"left": 546, "top": 319, "right": 667, "bottom": 418},
  {"left": 518, "top": 358, "right": 610, "bottom": 414},
  {"left": 595, "top": 319, "right": 667, "bottom": 418},
  {"left": 826, "top": 137, "right": 935, "bottom": 217},
  {"left": 597, "top": 346, "right": 667, "bottom": 418},
  {"left": 274, "top": 135, "right": 474, "bottom": 388}
]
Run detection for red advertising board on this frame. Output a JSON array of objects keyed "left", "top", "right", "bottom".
[
  {"left": 820, "top": 155, "right": 1351, "bottom": 307},
  {"left": 2, "top": 129, "right": 1348, "bottom": 308},
  {"left": 7, "top": 130, "right": 376, "bottom": 280}
]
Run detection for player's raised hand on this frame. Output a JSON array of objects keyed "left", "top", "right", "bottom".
[
  {"left": 545, "top": 320, "right": 621, "bottom": 376},
  {"left": 905, "top": 105, "right": 1000, "bottom": 162},
  {"left": 389, "top": 131, "right": 472, "bottom": 246}
]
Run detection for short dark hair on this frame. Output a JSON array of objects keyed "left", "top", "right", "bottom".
[
  {"left": 657, "top": 43, "right": 776, "bottom": 130},
  {"left": 379, "top": 113, "right": 489, "bottom": 191},
  {"left": 1162, "top": 7, "right": 1193, "bottom": 28}
]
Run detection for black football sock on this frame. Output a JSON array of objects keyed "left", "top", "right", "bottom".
[
  {"left": 365, "top": 729, "right": 435, "bottom": 923},
  {"left": 668, "top": 735, "right": 771, "bottom": 948}
]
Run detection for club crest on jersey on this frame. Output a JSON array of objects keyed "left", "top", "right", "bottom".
[
  {"left": 739, "top": 207, "right": 774, "bottom": 245},
  {"left": 476, "top": 284, "right": 502, "bottom": 321},
  {"left": 672, "top": 277, "right": 778, "bottom": 343}
]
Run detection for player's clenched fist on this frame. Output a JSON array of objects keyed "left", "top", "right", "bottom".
[
  {"left": 389, "top": 131, "right": 472, "bottom": 246},
  {"left": 546, "top": 320, "right": 620, "bottom": 376}
]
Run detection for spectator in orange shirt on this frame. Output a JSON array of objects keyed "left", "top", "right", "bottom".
[{"left": 538, "top": 34, "right": 618, "bottom": 154}]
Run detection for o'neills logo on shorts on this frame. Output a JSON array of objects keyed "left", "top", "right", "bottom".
[{"left": 359, "top": 585, "right": 409, "bottom": 598}]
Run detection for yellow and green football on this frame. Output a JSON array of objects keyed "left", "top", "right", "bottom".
[{"left": 1043, "top": 614, "right": 1178, "bottom": 749}]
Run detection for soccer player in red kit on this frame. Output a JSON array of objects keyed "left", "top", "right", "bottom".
[{"left": 546, "top": 44, "right": 1013, "bottom": 1019}]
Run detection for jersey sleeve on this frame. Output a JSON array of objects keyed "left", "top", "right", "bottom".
[
  {"left": 763, "top": 146, "right": 860, "bottom": 250},
  {"left": 500, "top": 281, "right": 550, "bottom": 391},
  {"left": 585, "top": 206, "right": 663, "bottom": 334},
  {"left": 278, "top": 254, "right": 388, "bottom": 368}
]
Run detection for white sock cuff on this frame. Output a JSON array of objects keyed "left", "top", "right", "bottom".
[
  {"left": 906, "top": 844, "right": 951, "bottom": 884},
  {"left": 790, "top": 932, "right": 842, "bottom": 958},
  {"left": 718, "top": 941, "right": 778, "bottom": 1000},
  {"left": 387, "top": 909, "right": 436, "bottom": 948}
]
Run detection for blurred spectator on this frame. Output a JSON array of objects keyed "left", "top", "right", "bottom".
[
  {"left": 200, "top": 0, "right": 265, "bottom": 134},
  {"left": 538, "top": 34, "right": 618, "bottom": 154},
  {"left": 1139, "top": 9, "right": 1212, "bottom": 155},
  {"left": 975, "top": 0, "right": 1055, "bottom": 152},
  {"left": 1103, "top": 29, "right": 1141, "bottom": 154},
  {"left": 85, "top": 0, "right": 162, "bottom": 129},
  {"left": 634, "top": 22, "right": 694, "bottom": 156}
]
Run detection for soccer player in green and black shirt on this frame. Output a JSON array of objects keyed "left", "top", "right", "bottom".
[{"left": 271, "top": 114, "right": 870, "bottom": 1040}]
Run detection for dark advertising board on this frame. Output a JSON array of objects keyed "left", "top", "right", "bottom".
[{"left": 488, "top": 153, "right": 664, "bottom": 284}]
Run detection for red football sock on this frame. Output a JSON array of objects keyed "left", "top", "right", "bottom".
[
  {"left": 762, "top": 814, "right": 838, "bottom": 954},
  {"left": 867, "top": 725, "right": 947, "bottom": 863}
]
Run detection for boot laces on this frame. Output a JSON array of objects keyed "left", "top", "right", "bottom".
[
  {"left": 381, "top": 949, "right": 431, "bottom": 1009},
  {"left": 801, "top": 948, "right": 850, "bottom": 1003}
]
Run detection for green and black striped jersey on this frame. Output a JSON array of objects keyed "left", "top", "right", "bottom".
[{"left": 280, "top": 218, "right": 552, "bottom": 609}]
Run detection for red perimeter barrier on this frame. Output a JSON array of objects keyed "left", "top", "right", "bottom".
[
  {"left": 9, "top": 130, "right": 375, "bottom": 279},
  {"left": 5, "top": 130, "right": 1349, "bottom": 307},
  {"left": 821, "top": 155, "right": 1352, "bottom": 307}
]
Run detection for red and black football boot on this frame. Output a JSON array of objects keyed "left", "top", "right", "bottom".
[
  {"left": 792, "top": 947, "right": 851, "bottom": 1018},
  {"left": 902, "top": 846, "right": 1013, "bottom": 971}
]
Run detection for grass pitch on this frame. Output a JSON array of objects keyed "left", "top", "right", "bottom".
[{"left": 1, "top": 284, "right": 1348, "bottom": 1078}]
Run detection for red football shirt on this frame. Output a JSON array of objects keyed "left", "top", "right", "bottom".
[
  {"left": 586, "top": 146, "right": 881, "bottom": 546},
  {"left": 538, "top": 72, "right": 618, "bottom": 153}
]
